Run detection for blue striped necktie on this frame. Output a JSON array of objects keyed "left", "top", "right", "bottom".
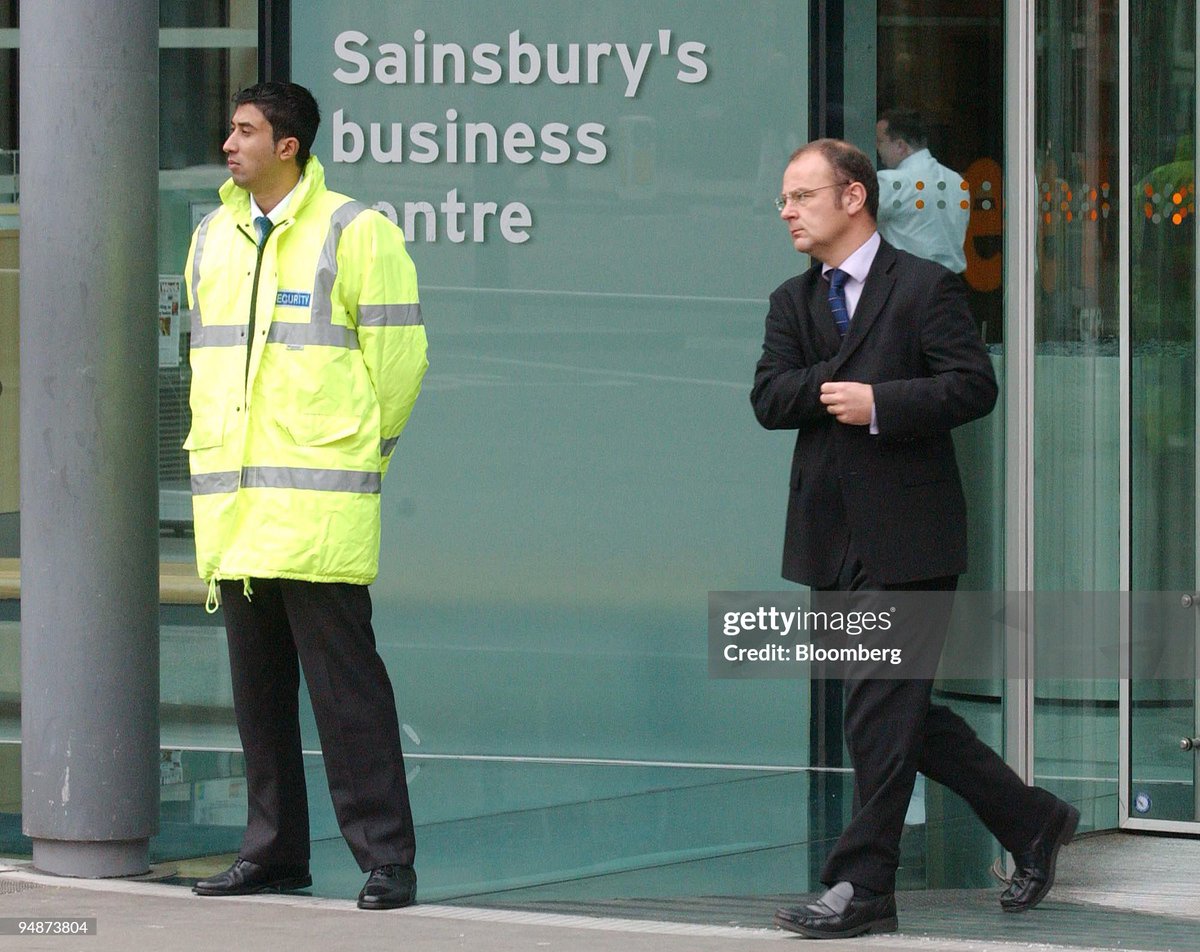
[
  {"left": 828, "top": 268, "right": 851, "bottom": 337},
  {"left": 255, "top": 215, "right": 273, "bottom": 246}
]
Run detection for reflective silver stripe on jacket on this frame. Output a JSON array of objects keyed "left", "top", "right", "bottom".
[
  {"left": 267, "top": 322, "right": 359, "bottom": 349},
  {"left": 241, "top": 466, "right": 381, "bottom": 494},
  {"left": 191, "top": 201, "right": 414, "bottom": 351},
  {"left": 358, "top": 303, "right": 423, "bottom": 327},
  {"left": 310, "top": 201, "right": 370, "bottom": 330},
  {"left": 189, "top": 209, "right": 238, "bottom": 349},
  {"left": 191, "top": 471, "right": 241, "bottom": 495},
  {"left": 191, "top": 467, "right": 382, "bottom": 495},
  {"left": 192, "top": 324, "right": 249, "bottom": 348}
]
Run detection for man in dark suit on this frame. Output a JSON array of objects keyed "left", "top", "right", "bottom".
[{"left": 752, "top": 139, "right": 1079, "bottom": 939}]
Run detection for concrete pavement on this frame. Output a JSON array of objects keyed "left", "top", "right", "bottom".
[{"left": 0, "top": 861, "right": 1185, "bottom": 952}]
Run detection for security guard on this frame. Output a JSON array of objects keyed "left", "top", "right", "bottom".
[{"left": 185, "top": 82, "right": 428, "bottom": 911}]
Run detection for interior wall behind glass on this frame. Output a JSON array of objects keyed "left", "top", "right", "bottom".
[
  {"left": 1032, "top": 0, "right": 1120, "bottom": 831},
  {"left": 157, "top": 1, "right": 256, "bottom": 547},
  {"left": 1, "top": 1, "right": 19, "bottom": 549},
  {"left": 292, "top": 1, "right": 810, "bottom": 766},
  {"left": 878, "top": 0, "right": 1005, "bottom": 349},
  {"left": 0, "top": 0, "right": 15, "bottom": 152}
]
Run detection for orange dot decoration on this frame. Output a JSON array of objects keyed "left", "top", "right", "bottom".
[
  {"left": 915, "top": 181, "right": 925, "bottom": 190},
  {"left": 915, "top": 200, "right": 925, "bottom": 209}
]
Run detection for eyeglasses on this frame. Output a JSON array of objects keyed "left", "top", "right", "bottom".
[{"left": 775, "top": 182, "right": 850, "bottom": 211}]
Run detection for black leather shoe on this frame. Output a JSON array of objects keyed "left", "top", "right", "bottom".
[
  {"left": 775, "top": 882, "right": 898, "bottom": 938},
  {"left": 357, "top": 864, "right": 417, "bottom": 910},
  {"left": 1000, "top": 800, "right": 1080, "bottom": 912},
  {"left": 192, "top": 858, "right": 311, "bottom": 896}
]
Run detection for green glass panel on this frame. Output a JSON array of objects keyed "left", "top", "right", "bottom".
[
  {"left": 291, "top": 1, "right": 809, "bottom": 772},
  {"left": 1129, "top": 0, "right": 1198, "bottom": 824},
  {"left": 1031, "top": 0, "right": 1120, "bottom": 830}
]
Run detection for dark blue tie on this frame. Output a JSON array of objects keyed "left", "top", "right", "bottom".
[
  {"left": 828, "top": 268, "right": 851, "bottom": 337},
  {"left": 255, "top": 215, "right": 273, "bottom": 246}
]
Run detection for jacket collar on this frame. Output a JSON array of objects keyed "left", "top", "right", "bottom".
[
  {"left": 831, "top": 239, "right": 899, "bottom": 367},
  {"left": 219, "top": 155, "right": 327, "bottom": 226}
]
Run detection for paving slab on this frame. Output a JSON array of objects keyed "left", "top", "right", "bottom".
[{"left": 0, "top": 861, "right": 1191, "bottom": 952}]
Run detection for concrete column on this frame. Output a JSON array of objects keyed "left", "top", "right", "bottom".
[{"left": 19, "top": 0, "right": 159, "bottom": 877}]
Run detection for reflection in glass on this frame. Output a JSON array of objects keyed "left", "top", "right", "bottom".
[{"left": 1032, "top": 0, "right": 1119, "bottom": 831}]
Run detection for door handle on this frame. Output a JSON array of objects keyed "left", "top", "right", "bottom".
[
  {"left": 1182, "top": 737, "right": 1200, "bottom": 751},
  {"left": 1182, "top": 593, "right": 1200, "bottom": 608}
]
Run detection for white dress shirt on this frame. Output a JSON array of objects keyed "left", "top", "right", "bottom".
[
  {"left": 821, "top": 231, "right": 881, "bottom": 317},
  {"left": 249, "top": 177, "right": 301, "bottom": 227},
  {"left": 822, "top": 231, "right": 882, "bottom": 433}
]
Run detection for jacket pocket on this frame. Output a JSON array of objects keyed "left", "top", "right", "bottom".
[
  {"left": 182, "top": 412, "right": 226, "bottom": 451},
  {"left": 283, "top": 413, "right": 361, "bottom": 447}
]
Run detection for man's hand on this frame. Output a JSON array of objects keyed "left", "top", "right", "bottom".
[{"left": 820, "top": 381, "right": 874, "bottom": 425}]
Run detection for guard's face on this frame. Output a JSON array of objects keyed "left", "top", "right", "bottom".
[
  {"left": 223, "top": 104, "right": 292, "bottom": 196},
  {"left": 779, "top": 152, "right": 854, "bottom": 263}
]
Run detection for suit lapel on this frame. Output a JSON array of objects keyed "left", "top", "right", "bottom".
[{"left": 834, "top": 240, "right": 898, "bottom": 368}]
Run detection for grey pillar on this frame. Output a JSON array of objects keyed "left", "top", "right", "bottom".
[{"left": 19, "top": 1, "right": 159, "bottom": 877}]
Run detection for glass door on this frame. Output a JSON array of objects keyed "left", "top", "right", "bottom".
[
  {"left": 837, "top": 0, "right": 1010, "bottom": 885},
  {"left": 1126, "top": 0, "right": 1200, "bottom": 832}
]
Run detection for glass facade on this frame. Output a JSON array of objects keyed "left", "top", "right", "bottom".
[
  {"left": 873, "top": 0, "right": 1008, "bottom": 885},
  {"left": 287, "top": 0, "right": 821, "bottom": 900},
  {"left": 1032, "top": 0, "right": 1121, "bottom": 831},
  {"left": 0, "top": 0, "right": 1198, "bottom": 908},
  {"left": 1129, "top": 0, "right": 1197, "bottom": 825}
]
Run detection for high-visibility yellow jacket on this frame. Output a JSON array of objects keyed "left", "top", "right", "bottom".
[{"left": 184, "top": 157, "right": 427, "bottom": 593}]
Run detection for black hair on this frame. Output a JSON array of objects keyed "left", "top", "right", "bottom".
[
  {"left": 232, "top": 82, "right": 321, "bottom": 171},
  {"left": 879, "top": 109, "right": 929, "bottom": 150}
]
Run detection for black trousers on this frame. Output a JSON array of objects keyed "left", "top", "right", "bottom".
[
  {"left": 219, "top": 578, "right": 416, "bottom": 872},
  {"left": 817, "top": 555, "right": 1056, "bottom": 893}
]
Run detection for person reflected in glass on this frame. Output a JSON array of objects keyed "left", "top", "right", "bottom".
[{"left": 875, "top": 109, "right": 969, "bottom": 274}]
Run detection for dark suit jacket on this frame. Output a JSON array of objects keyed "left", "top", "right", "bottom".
[{"left": 751, "top": 239, "right": 997, "bottom": 587}]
